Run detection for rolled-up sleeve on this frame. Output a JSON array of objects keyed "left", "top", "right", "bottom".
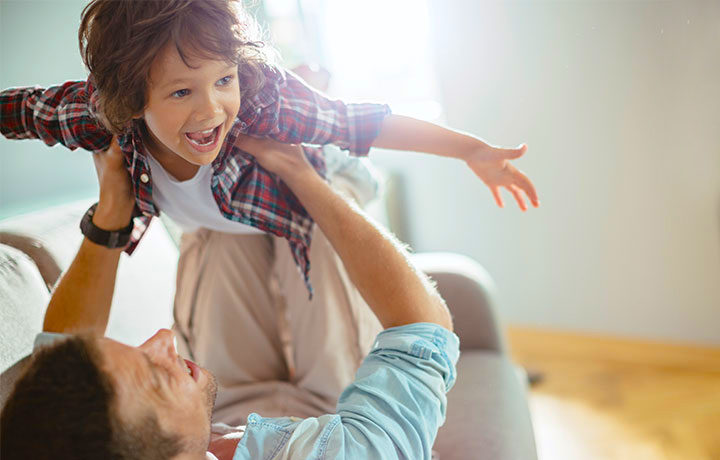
[
  {"left": 233, "top": 323, "right": 460, "bottom": 460},
  {"left": 239, "top": 65, "right": 391, "bottom": 157},
  {"left": 332, "top": 323, "right": 459, "bottom": 459}
]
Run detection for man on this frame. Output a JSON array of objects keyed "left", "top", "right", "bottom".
[{"left": 1, "top": 136, "right": 458, "bottom": 459}]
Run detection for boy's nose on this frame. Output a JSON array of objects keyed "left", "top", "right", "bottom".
[{"left": 194, "top": 93, "right": 223, "bottom": 122}]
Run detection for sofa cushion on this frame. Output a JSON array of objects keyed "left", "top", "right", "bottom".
[
  {"left": 0, "top": 200, "right": 178, "bottom": 347},
  {"left": 435, "top": 351, "right": 537, "bottom": 460}
]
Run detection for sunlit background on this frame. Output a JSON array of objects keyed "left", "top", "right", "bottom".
[
  {"left": 1, "top": 1, "right": 719, "bottom": 344},
  {"left": 2, "top": 1, "right": 720, "bottom": 458}
]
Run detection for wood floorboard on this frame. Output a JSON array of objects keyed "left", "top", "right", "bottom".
[{"left": 506, "top": 326, "right": 720, "bottom": 460}]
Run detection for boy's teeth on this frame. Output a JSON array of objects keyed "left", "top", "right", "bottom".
[{"left": 186, "top": 126, "right": 217, "bottom": 144}]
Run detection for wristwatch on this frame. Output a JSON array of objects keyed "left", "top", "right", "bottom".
[{"left": 79, "top": 203, "right": 134, "bottom": 248}]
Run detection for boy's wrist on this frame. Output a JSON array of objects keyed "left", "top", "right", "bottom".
[{"left": 456, "top": 137, "right": 489, "bottom": 161}]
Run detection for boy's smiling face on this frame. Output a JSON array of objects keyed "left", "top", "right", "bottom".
[{"left": 142, "top": 45, "right": 240, "bottom": 172}]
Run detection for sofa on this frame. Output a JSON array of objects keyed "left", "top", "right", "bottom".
[{"left": 0, "top": 199, "right": 537, "bottom": 459}]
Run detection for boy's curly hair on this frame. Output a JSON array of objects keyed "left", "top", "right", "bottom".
[{"left": 79, "top": 0, "right": 270, "bottom": 134}]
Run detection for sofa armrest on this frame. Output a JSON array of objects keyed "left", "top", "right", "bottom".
[
  {"left": 0, "top": 233, "right": 62, "bottom": 291},
  {"left": 411, "top": 252, "right": 505, "bottom": 353}
]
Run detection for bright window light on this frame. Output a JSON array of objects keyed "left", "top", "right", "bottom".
[{"left": 318, "top": 0, "right": 442, "bottom": 121}]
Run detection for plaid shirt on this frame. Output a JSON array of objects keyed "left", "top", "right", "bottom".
[{"left": 0, "top": 65, "right": 390, "bottom": 293}]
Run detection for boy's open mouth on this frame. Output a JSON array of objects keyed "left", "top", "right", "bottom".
[{"left": 184, "top": 124, "right": 222, "bottom": 153}]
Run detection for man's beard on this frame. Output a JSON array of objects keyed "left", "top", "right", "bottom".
[{"left": 204, "top": 372, "right": 218, "bottom": 422}]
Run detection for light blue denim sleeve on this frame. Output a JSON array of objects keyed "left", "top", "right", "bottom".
[
  {"left": 232, "top": 323, "right": 460, "bottom": 460},
  {"left": 33, "top": 332, "right": 70, "bottom": 350}
]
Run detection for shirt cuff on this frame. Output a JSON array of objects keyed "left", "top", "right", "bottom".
[
  {"left": 345, "top": 103, "right": 392, "bottom": 157},
  {"left": 371, "top": 322, "right": 460, "bottom": 390},
  {"left": 33, "top": 331, "right": 70, "bottom": 351}
]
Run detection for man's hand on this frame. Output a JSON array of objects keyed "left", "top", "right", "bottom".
[
  {"left": 233, "top": 134, "right": 317, "bottom": 186},
  {"left": 92, "top": 137, "right": 135, "bottom": 230},
  {"left": 463, "top": 143, "right": 539, "bottom": 211}
]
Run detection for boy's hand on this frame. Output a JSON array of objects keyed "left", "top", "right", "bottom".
[
  {"left": 464, "top": 143, "right": 539, "bottom": 211},
  {"left": 92, "top": 137, "right": 135, "bottom": 230},
  {"left": 234, "top": 134, "right": 317, "bottom": 186}
]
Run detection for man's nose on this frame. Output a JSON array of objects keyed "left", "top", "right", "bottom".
[{"left": 140, "top": 329, "right": 176, "bottom": 358}]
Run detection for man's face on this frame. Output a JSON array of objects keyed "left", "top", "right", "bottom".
[
  {"left": 143, "top": 44, "right": 241, "bottom": 167},
  {"left": 97, "top": 329, "right": 217, "bottom": 453}
]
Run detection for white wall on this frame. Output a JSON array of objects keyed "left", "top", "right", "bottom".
[
  {"left": 378, "top": 1, "right": 720, "bottom": 344},
  {"left": 0, "top": 0, "right": 98, "bottom": 218}
]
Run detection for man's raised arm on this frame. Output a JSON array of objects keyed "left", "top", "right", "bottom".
[
  {"left": 235, "top": 136, "right": 453, "bottom": 332},
  {"left": 43, "top": 139, "right": 135, "bottom": 335}
]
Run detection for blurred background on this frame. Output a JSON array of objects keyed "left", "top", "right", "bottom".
[
  {"left": 2, "top": 0, "right": 718, "bottom": 345},
  {"left": 1, "top": 1, "right": 719, "bottom": 458}
]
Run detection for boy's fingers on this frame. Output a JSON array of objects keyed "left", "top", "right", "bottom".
[
  {"left": 490, "top": 186, "right": 504, "bottom": 208},
  {"left": 515, "top": 171, "right": 539, "bottom": 207},
  {"left": 507, "top": 185, "right": 527, "bottom": 211}
]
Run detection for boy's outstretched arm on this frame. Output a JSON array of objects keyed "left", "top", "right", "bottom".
[
  {"left": 373, "top": 114, "right": 539, "bottom": 210},
  {"left": 247, "top": 70, "right": 537, "bottom": 211},
  {"left": 0, "top": 82, "right": 111, "bottom": 152}
]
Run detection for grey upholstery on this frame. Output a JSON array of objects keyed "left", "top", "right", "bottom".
[
  {"left": 0, "top": 201, "right": 537, "bottom": 459},
  {"left": 412, "top": 252, "right": 505, "bottom": 353},
  {"left": 412, "top": 253, "right": 537, "bottom": 460},
  {"left": 0, "top": 244, "right": 50, "bottom": 409}
]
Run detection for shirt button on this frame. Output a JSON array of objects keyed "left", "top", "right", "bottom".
[{"left": 140, "top": 173, "right": 149, "bottom": 183}]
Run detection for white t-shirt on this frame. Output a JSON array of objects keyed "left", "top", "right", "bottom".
[{"left": 147, "top": 153, "right": 263, "bottom": 234}]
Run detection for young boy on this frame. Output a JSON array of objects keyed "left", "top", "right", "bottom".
[{"left": 0, "top": 0, "right": 538, "bottom": 420}]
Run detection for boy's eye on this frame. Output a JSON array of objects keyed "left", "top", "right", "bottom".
[
  {"left": 217, "top": 75, "right": 234, "bottom": 86},
  {"left": 172, "top": 88, "right": 190, "bottom": 98}
]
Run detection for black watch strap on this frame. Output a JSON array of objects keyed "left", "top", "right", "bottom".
[{"left": 79, "top": 203, "right": 134, "bottom": 248}]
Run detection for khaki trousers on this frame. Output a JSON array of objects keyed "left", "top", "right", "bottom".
[{"left": 173, "top": 226, "right": 382, "bottom": 425}]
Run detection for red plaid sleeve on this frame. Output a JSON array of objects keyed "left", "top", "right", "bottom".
[
  {"left": 238, "top": 66, "right": 391, "bottom": 157},
  {"left": 0, "top": 81, "right": 111, "bottom": 152}
]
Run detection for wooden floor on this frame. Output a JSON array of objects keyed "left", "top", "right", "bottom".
[{"left": 506, "top": 326, "right": 720, "bottom": 460}]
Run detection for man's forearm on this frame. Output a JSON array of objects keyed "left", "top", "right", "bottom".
[
  {"left": 43, "top": 191, "right": 132, "bottom": 335},
  {"left": 284, "top": 171, "right": 452, "bottom": 331},
  {"left": 43, "top": 238, "right": 121, "bottom": 335}
]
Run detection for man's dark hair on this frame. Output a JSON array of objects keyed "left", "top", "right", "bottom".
[{"left": 0, "top": 335, "right": 183, "bottom": 460}]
